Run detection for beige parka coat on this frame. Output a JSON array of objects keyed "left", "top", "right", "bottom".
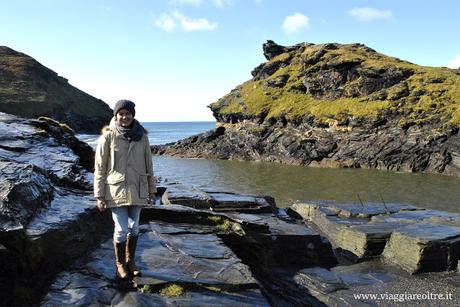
[{"left": 94, "top": 119, "right": 156, "bottom": 208}]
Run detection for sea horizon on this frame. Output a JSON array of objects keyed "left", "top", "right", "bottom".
[{"left": 78, "top": 121, "right": 216, "bottom": 146}]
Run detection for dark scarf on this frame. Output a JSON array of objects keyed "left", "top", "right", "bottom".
[{"left": 114, "top": 119, "right": 146, "bottom": 142}]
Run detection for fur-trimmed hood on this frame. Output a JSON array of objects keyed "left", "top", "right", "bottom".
[{"left": 100, "top": 117, "right": 116, "bottom": 134}]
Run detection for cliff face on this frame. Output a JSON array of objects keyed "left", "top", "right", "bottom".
[
  {"left": 0, "top": 46, "right": 112, "bottom": 133},
  {"left": 153, "top": 41, "right": 460, "bottom": 176}
]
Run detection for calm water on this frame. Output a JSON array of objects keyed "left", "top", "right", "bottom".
[{"left": 79, "top": 122, "right": 460, "bottom": 213}]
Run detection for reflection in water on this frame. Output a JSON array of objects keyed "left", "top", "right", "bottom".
[{"left": 153, "top": 155, "right": 460, "bottom": 213}]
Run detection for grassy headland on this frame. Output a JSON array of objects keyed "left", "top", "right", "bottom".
[{"left": 210, "top": 42, "right": 460, "bottom": 128}]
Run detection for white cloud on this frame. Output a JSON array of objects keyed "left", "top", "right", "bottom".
[
  {"left": 173, "top": 11, "right": 218, "bottom": 31},
  {"left": 282, "top": 12, "right": 309, "bottom": 35},
  {"left": 155, "top": 13, "right": 176, "bottom": 32},
  {"left": 155, "top": 11, "right": 218, "bottom": 32},
  {"left": 448, "top": 53, "right": 460, "bottom": 69},
  {"left": 348, "top": 7, "right": 392, "bottom": 21}
]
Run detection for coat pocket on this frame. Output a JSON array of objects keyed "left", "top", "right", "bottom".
[
  {"left": 139, "top": 174, "right": 149, "bottom": 199},
  {"left": 106, "top": 172, "right": 124, "bottom": 184},
  {"left": 105, "top": 172, "right": 125, "bottom": 200}
]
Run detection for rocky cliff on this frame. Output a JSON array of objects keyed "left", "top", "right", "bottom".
[
  {"left": 0, "top": 46, "right": 112, "bottom": 133},
  {"left": 153, "top": 40, "right": 460, "bottom": 175}
]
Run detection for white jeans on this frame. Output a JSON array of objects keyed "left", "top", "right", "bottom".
[{"left": 111, "top": 206, "right": 142, "bottom": 243}]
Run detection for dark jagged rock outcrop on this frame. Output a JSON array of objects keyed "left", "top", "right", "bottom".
[
  {"left": 0, "top": 46, "right": 112, "bottom": 133},
  {"left": 0, "top": 113, "right": 96, "bottom": 227},
  {"left": 152, "top": 41, "right": 460, "bottom": 176},
  {"left": 0, "top": 112, "right": 111, "bottom": 306}
]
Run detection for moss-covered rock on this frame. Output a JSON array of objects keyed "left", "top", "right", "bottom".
[
  {"left": 210, "top": 41, "right": 460, "bottom": 127},
  {"left": 0, "top": 46, "right": 113, "bottom": 133}
]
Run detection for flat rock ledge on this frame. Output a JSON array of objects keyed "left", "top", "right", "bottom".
[
  {"left": 290, "top": 201, "right": 460, "bottom": 274},
  {"left": 42, "top": 221, "right": 268, "bottom": 307},
  {"left": 160, "top": 182, "right": 277, "bottom": 213},
  {"left": 41, "top": 182, "right": 337, "bottom": 307},
  {"left": 286, "top": 202, "right": 460, "bottom": 305}
]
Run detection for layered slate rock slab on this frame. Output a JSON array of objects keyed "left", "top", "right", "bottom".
[
  {"left": 160, "top": 183, "right": 210, "bottom": 207},
  {"left": 161, "top": 182, "right": 276, "bottom": 213},
  {"left": 42, "top": 221, "right": 269, "bottom": 306},
  {"left": 1, "top": 187, "right": 111, "bottom": 305},
  {"left": 0, "top": 187, "right": 111, "bottom": 306},
  {"left": 0, "top": 112, "right": 94, "bottom": 190},
  {"left": 135, "top": 221, "right": 258, "bottom": 287},
  {"left": 290, "top": 202, "right": 370, "bottom": 255},
  {"left": 25, "top": 187, "right": 112, "bottom": 266},
  {"left": 291, "top": 201, "right": 417, "bottom": 220},
  {"left": 0, "top": 113, "right": 102, "bottom": 305},
  {"left": 336, "top": 222, "right": 411, "bottom": 258},
  {"left": 383, "top": 223, "right": 460, "bottom": 274},
  {"left": 207, "top": 191, "right": 276, "bottom": 213},
  {"left": 222, "top": 212, "right": 337, "bottom": 267},
  {"left": 140, "top": 203, "right": 270, "bottom": 233},
  {"left": 0, "top": 158, "right": 54, "bottom": 230},
  {"left": 293, "top": 261, "right": 460, "bottom": 306},
  {"left": 372, "top": 209, "right": 460, "bottom": 227},
  {"left": 154, "top": 183, "right": 337, "bottom": 267},
  {"left": 141, "top": 203, "right": 337, "bottom": 267},
  {"left": 291, "top": 201, "right": 460, "bottom": 273}
]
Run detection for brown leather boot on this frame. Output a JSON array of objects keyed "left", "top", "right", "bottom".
[
  {"left": 126, "top": 235, "right": 141, "bottom": 276},
  {"left": 113, "top": 240, "right": 129, "bottom": 279}
]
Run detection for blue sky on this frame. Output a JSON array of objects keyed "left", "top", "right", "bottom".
[{"left": 1, "top": 0, "right": 460, "bottom": 121}]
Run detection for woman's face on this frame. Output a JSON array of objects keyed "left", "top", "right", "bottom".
[{"left": 116, "top": 109, "right": 134, "bottom": 127}]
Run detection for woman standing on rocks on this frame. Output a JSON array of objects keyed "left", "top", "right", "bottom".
[{"left": 94, "top": 99, "right": 156, "bottom": 280}]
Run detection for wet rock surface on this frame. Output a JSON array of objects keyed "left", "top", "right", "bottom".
[
  {"left": 42, "top": 221, "right": 269, "bottom": 306},
  {"left": 294, "top": 261, "right": 460, "bottom": 306},
  {"left": 0, "top": 113, "right": 109, "bottom": 306},
  {"left": 0, "top": 158, "right": 54, "bottom": 230},
  {"left": 0, "top": 113, "right": 94, "bottom": 190}
]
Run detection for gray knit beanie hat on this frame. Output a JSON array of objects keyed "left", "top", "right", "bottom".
[{"left": 113, "top": 99, "right": 136, "bottom": 117}]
